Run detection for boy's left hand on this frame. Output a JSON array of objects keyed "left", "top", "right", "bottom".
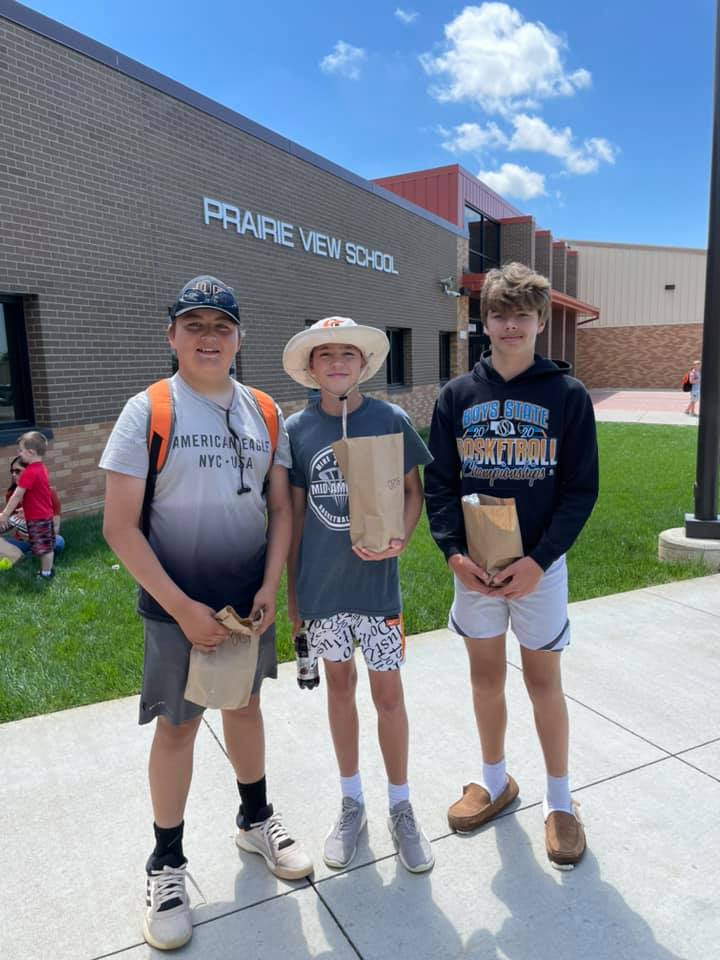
[
  {"left": 352, "top": 538, "right": 406, "bottom": 561},
  {"left": 0, "top": 516, "right": 9, "bottom": 532},
  {"left": 491, "top": 557, "right": 543, "bottom": 600},
  {"left": 249, "top": 583, "right": 276, "bottom": 630}
]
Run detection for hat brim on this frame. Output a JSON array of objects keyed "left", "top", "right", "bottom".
[
  {"left": 173, "top": 305, "right": 241, "bottom": 325},
  {"left": 283, "top": 326, "right": 390, "bottom": 389}
]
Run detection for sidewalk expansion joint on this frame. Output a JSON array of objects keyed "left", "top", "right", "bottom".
[
  {"left": 644, "top": 588, "right": 720, "bottom": 621},
  {"left": 307, "top": 876, "right": 365, "bottom": 959}
]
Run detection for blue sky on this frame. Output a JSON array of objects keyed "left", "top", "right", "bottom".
[{"left": 19, "top": 0, "right": 717, "bottom": 247}]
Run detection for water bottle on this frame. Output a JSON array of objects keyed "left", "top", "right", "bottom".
[{"left": 294, "top": 630, "right": 320, "bottom": 690}]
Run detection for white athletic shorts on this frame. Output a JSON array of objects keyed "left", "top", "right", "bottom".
[
  {"left": 305, "top": 612, "right": 405, "bottom": 671},
  {"left": 449, "top": 556, "right": 570, "bottom": 652}
]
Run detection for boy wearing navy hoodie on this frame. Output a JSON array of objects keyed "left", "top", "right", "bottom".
[{"left": 424, "top": 262, "right": 598, "bottom": 869}]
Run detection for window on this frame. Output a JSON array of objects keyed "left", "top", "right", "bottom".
[
  {"left": 439, "top": 333, "right": 452, "bottom": 383},
  {"left": 386, "top": 327, "right": 408, "bottom": 387},
  {"left": 464, "top": 205, "right": 500, "bottom": 273},
  {"left": 0, "top": 297, "right": 34, "bottom": 432}
]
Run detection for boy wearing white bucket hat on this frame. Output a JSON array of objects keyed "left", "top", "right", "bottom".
[{"left": 283, "top": 317, "right": 435, "bottom": 873}]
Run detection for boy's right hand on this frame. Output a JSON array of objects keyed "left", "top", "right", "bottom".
[
  {"left": 176, "top": 600, "right": 231, "bottom": 651},
  {"left": 448, "top": 554, "right": 498, "bottom": 595}
]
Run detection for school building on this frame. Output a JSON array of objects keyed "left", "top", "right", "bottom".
[
  {"left": 568, "top": 240, "right": 706, "bottom": 389},
  {"left": 0, "top": 0, "right": 602, "bottom": 515}
]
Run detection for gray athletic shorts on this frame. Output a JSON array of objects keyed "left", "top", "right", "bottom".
[{"left": 139, "top": 617, "right": 278, "bottom": 726}]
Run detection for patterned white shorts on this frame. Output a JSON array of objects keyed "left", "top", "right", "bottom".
[
  {"left": 449, "top": 556, "right": 570, "bottom": 652},
  {"left": 305, "top": 612, "right": 405, "bottom": 671}
]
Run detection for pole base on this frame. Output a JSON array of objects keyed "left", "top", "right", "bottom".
[
  {"left": 685, "top": 513, "right": 720, "bottom": 539},
  {"left": 659, "top": 527, "right": 720, "bottom": 569}
]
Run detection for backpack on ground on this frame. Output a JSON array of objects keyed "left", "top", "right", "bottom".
[
  {"left": 681, "top": 371, "right": 691, "bottom": 392},
  {"left": 142, "top": 378, "right": 279, "bottom": 534}
]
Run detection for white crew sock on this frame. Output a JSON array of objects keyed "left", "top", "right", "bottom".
[
  {"left": 388, "top": 781, "right": 410, "bottom": 809},
  {"left": 543, "top": 774, "right": 573, "bottom": 818},
  {"left": 340, "top": 772, "right": 364, "bottom": 805},
  {"left": 479, "top": 759, "right": 507, "bottom": 802}
]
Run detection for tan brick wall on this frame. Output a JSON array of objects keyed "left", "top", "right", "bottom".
[{"left": 575, "top": 323, "right": 703, "bottom": 388}]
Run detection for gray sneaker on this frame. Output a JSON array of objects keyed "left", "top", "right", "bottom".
[
  {"left": 388, "top": 801, "right": 434, "bottom": 873},
  {"left": 323, "top": 797, "right": 368, "bottom": 869}
]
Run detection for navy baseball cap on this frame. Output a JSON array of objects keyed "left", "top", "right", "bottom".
[{"left": 169, "top": 275, "right": 240, "bottom": 325}]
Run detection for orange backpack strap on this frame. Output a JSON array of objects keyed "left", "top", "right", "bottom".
[
  {"left": 142, "top": 379, "right": 175, "bottom": 535},
  {"left": 248, "top": 387, "right": 279, "bottom": 458}
]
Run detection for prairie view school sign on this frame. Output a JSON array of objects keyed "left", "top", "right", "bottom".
[{"left": 202, "top": 197, "right": 400, "bottom": 276}]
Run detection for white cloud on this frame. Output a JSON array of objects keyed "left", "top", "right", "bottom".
[
  {"left": 320, "top": 41, "right": 367, "bottom": 80},
  {"left": 477, "top": 162, "right": 546, "bottom": 199},
  {"left": 420, "top": 3, "right": 592, "bottom": 114},
  {"left": 441, "top": 121, "right": 508, "bottom": 154},
  {"left": 508, "top": 114, "right": 617, "bottom": 173},
  {"left": 395, "top": 8, "right": 418, "bottom": 24}
]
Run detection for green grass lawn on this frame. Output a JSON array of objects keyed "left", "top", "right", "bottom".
[{"left": 0, "top": 422, "right": 708, "bottom": 722}]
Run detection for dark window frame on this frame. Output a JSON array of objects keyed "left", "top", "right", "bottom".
[
  {"left": 0, "top": 296, "right": 35, "bottom": 445},
  {"left": 464, "top": 205, "right": 500, "bottom": 274},
  {"left": 439, "top": 332, "right": 452, "bottom": 383},
  {"left": 386, "top": 327, "right": 407, "bottom": 388}
]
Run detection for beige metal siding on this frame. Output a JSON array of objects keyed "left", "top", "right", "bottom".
[{"left": 567, "top": 240, "right": 706, "bottom": 328}]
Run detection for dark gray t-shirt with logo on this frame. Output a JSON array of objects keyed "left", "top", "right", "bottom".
[{"left": 287, "top": 397, "right": 432, "bottom": 619}]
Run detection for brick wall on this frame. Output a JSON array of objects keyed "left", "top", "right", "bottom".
[
  {"left": 552, "top": 243, "right": 567, "bottom": 293},
  {"left": 535, "top": 231, "right": 552, "bottom": 283},
  {"left": 0, "top": 17, "right": 458, "bottom": 437},
  {"left": 499, "top": 217, "right": 535, "bottom": 267},
  {"left": 575, "top": 323, "right": 703, "bottom": 388},
  {"left": 566, "top": 251, "right": 578, "bottom": 297}
]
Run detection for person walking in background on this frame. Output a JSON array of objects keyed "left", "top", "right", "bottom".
[{"left": 685, "top": 360, "right": 701, "bottom": 416}]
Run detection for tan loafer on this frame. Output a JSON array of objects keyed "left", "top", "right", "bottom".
[
  {"left": 447, "top": 775, "right": 519, "bottom": 834},
  {"left": 545, "top": 801, "right": 586, "bottom": 870}
]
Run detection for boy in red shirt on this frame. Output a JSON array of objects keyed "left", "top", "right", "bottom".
[{"left": 0, "top": 431, "right": 55, "bottom": 578}]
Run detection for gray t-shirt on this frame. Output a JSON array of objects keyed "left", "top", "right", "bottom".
[
  {"left": 287, "top": 396, "right": 432, "bottom": 619},
  {"left": 99, "top": 373, "right": 291, "bottom": 621}
]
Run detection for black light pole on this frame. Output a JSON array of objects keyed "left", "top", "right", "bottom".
[{"left": 686, "top": 0, "right": 720, "bottom": 539}]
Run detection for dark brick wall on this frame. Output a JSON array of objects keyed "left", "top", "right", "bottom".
[
  {"left": 535, "top": 231, "right": 552, "bottom": 284},
  {"left": 552, "top": 243, "right": 567, "bottom": 293},
  {"left": 0, "top": 16, "right": 458, "bottom": 435},
  {"left": 499, "top": 217, "right": 535, "bottom": 268},
  {"left": 566, "top": 252, "right": 578, "bottom": 298},
  {"left": 575, "top": 323, "right": 703, "bottom": 388}
]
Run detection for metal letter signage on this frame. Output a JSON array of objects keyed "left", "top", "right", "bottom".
[{"left": 202, "top": 196, "right": 399, "bottom": 276}]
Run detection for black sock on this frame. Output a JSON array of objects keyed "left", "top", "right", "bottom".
[
  {"left": 146, "top": 821, "right": 186, "bottom": 873},
  {"left": 236, "top": 776, "right": 271, "bottom": 828}
]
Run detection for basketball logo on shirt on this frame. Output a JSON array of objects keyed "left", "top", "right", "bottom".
[{"left": 308, "top": 446, "right": 349, "bottom": 531}]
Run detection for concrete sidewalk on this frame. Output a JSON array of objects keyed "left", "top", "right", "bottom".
[
  {"left": 3, "top": 577, "right": 719, "bottom": 960},
  {"left": 591, "top": 389, "right": 699, "bottom": 426}
]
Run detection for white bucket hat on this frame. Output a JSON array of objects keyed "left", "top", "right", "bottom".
[{"left": 282, "top": 317, "right": 390, "bottom": 389}]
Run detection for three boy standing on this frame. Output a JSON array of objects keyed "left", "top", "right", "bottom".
[{"left": 103, "top": 261, "right": 597, "bottom": 950}]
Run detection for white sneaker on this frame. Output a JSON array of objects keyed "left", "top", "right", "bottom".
[
  {"left": 236, "top": 810, "right": 313, "bottom": 880},
  {"left": 143, "top": 863, "right": 195, "bottom": 951}
]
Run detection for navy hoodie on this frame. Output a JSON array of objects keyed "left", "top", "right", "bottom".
[{"left": 425, "top": 354, "right": 598, "bottom": 571}]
